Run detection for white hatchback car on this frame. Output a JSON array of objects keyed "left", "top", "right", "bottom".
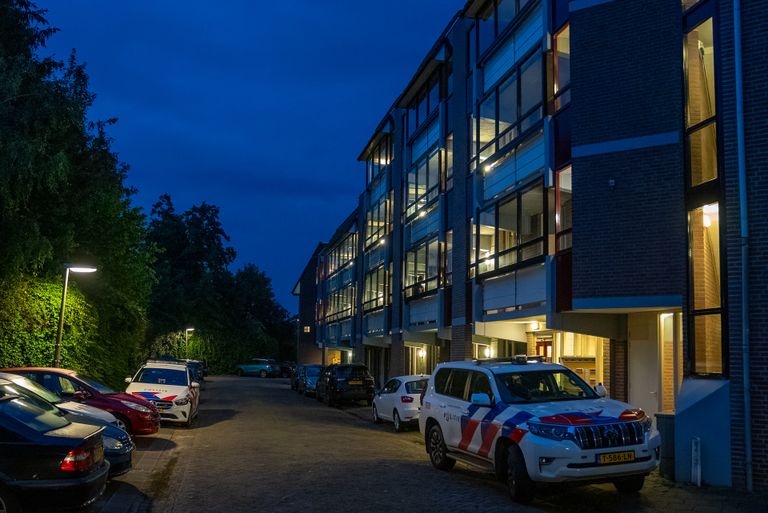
[
  {"left": 419, "top": 358, "right": 660, "bottom": 503},
  {"left": 125, "top": 361, "right": 199, "bottom": 426},
  {"left": 372, "top": 375, "right": 428, "bottom": 432}
]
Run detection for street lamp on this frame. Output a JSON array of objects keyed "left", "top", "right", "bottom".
[
  {"left": 54, "top": 264, "right": 97, "bottom": 367},
  {"left": 184, "top": 328, "right": 194, "bottom": 358}
]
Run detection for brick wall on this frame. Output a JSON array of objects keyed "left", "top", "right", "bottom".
[
  {"left": 719, "top": 0, "right": 768, "bottom": 491},
  {"left": 570, "top": 0, "right": 686, "bottom": 302}
]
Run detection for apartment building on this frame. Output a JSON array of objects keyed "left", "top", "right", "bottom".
[{"left": 294, "top": 0, "right": 767, "bottom": 491}]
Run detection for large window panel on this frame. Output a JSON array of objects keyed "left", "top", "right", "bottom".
[
  {"left": 520, "top": 184, "right": 544, "bottom": 260},
  {"left": 498, "top": 75, "right": 518, "bottom": 135},
  {"left": 520, "top": 54, "right": 543, "bottom": 124},
  {"left": 690, "top": 204, "right": 720, "bottom": 310},
  {"left": 556, "top": 166, "right": 572, "bottom": 251},
  {"left": 478, "top": 209, "right": 496, "bottom": 274},
  {"left": 693, "top": 314, "right": 722, "bottom": 374},
  {"left": 688, "top": 122, "right": 718, "bottom": 186},
  {"left": 498, "top": 197, "right": 518, "bottom": 267},
  {"left": 474, "top": 181, "right": 545, "bottom": 277},
  {"left": 554, "top": 25, "right": 571, "bottom": 96},
  {"left": 405, "top": 238, "right": 441, "bottom": 298},
  {"left": 685, "top": 18, "right": 716, "bottom": 128}
]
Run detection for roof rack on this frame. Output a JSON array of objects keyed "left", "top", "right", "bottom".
[
  {"left": 144, "top": 359, "right": 187, "bottom": 366},
  {"left": 473, "top": 355, "right": 548, "bottom": 366}
]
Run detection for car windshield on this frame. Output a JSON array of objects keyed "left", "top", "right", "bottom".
[
  {"left": 134, "top": 368, "right": 188, "bottom": 386},
  {"left": 8, "top": 376, "right": 62, "bottom": 404},
  {"left": 494, "top": 369, "right": 598, "bottom": 404},
  {"left": 0, "top": 390, "right": 69, "bottom": 433},
  {"left": 305, "top": 367, "right": 321, "bottom": 377},
  {"left": 74, "top": 374, "right": 116, "bottom": 394},
  {"left": 336, "top": 366, "right": 369, "bottom": 379},
  {"left": 405, "top": 379, "right": 428, "bottom": 394}
]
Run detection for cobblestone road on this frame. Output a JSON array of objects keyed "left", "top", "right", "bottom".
[{"left": 90, "top": 376, "right": 767, "bottom": 513}]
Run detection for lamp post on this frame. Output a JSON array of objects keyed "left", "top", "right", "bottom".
[
  {"left": 54, "top": 265, "right": 97, "bottom": 368},
  {"left": 184, "top": 327, "right": 194, "bottom": 358}
]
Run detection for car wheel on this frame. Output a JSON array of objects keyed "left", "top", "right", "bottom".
[
  {"left": 259, "top": 370, "right": 267, "bottom": 378},
  {"left": 393, "top": 410, "right": 403, "bottom": 432},
  {"left": 427, "top": 424, "right": 455, "bottom": 471},
  {"left": 114, "top": 414, "right": 132, "bottom": 434},
  {"left": 0, "top": 486, "right": 21, "bottom": 513},
  {"left": 613, "top": 475, "right": 645, "bottom": 494},
  {"left": 236, "top": 368, "right": 244, "bottom": 377},
  {"left": 372, "top": 404, "right": 383, "bottom": 424},
  {"left": 507, "top": 445, "right": 535, "bottom": 503},
  {"left": 326, "top": 390, "right": 335, "bottom": 407}
]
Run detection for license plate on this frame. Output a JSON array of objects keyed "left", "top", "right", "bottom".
[
  {"left": 348, "top": 380, "right": 362, "bottom": 385},
  {"left": 598, "top": 451, "right": 635, "bottom": 464}
]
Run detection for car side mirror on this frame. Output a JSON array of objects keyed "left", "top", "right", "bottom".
[
  {"left": 470, "top": 393, "right": 493, "bottom": 407},
  {"left": 124, "top": 377, "right": 132, "bottom": 384},
  {"left": 73, "top": 390, "right": 89, "bottom": 402},
  {"left": 191, "top": 382, "right": 200, "bottom": 389},
  {"left": 594, "top": 383, "right": 608, "bottom": 398}
]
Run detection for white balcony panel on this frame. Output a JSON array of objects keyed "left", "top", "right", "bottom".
[
  {"left": 341, "top": 319, "right": 353, "bottom": 339},
  {"left": 483, "top": 4, "right": 544, "bottom": 92},
  {"left": 409, "top": 296, "right": 438, "bottom": 325},
  {"left": 482, "top": 263, "right": 546, "bottom": 312},
  {"left": 515, "top": 5, "right": 543, "bottom": 62},
  {"left": 410, "top": 207, "right": 440, "bottom": 243},
  {"left": 516, "top": 264, "right": 546, "bottom": 306},
  {"left": 516, "top": 133, "right": 545, "bottom": 181},
  {"left": 411, "top": 119, "right": 440, "bottom": 162},
  {"left": 365, "top": 311, "right": 385, "bottom": 336},
  {"left": 483, "top": 272, "right": 518, "bottom": 311},
  {"left": 483, "top": 132, "right": 544, "bottom": 200},
  {"left": 484, "top": 37, "right": 515, "bottom": 92}
]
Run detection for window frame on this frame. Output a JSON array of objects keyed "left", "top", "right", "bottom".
[
  {"left": 472, "top": 179, "right": 548, "bottom": 279},
  {"left": 404, "top": 236, "right": 443, "bottom": 300},
  {"left": 683, "top": 0, "right": 728, "bottom": 378}
]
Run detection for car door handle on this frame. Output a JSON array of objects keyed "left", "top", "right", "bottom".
[{"left": 439, "top": 403, "right": 446, "bottom": 409}]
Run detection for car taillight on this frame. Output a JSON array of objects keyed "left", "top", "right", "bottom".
[
  {"left": 400, "top": 396, "right": 414, "bottom": 403},
  {"left": 60, "top": 447, "right": 93, "bottom": 472}
]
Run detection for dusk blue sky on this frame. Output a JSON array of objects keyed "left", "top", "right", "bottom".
[{"left": 37, "top": 0, "right": 464, "bottom": 311}]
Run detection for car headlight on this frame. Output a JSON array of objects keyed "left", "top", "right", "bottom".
[
  {"left": 527, "top": 422, "right": 574, "bottom": 442},
  {"left": 121, "top": 400, "right": 151, "bottom": 413},
  {"left": 103, "top": 436, "right": 124, "bottom": 450},
  {"left": 174, "top": 397, "right": 190, "bottom": 406}
]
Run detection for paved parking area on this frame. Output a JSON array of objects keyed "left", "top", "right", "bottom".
[{"left": 89, "top": 376, "right": 767, "bottom": 513}]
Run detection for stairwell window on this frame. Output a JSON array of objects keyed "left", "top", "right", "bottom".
[{"left": 684, "top": 17, "right": 717, "bottom": 186}]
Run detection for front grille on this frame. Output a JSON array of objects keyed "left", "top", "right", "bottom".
[
  {"left": 152, "top": 400, "right": 173, "bottom": 410},
  {"left": 574, "top": 422, "right": 644, "bottom": 450}
]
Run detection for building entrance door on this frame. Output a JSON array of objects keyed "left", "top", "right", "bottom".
[{"left": 628, "top": 314, "right": 661, "bottom": 425}]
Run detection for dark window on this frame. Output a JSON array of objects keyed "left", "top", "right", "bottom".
[
  {"left": 434, "top": 368, "right": 451, "bottom": 395},
  {"left": 469, "top": 372, "right": 495, "bottom": 402},
  {"left": 446, "top": 370, "right": 470, "bottom": 400},
  {"left": 405, "top": 379, "right": 428, "bottom": 394},
  {"left": 382, "top": 379, "right": 401, "bottom": 394}
]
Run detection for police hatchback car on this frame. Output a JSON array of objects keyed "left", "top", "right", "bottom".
[
  {"left": 125, "top": 361, "right": 200, "bottom": 427},
  {"left": 419, "top": 357, "right": 660, "bottom": 503}
]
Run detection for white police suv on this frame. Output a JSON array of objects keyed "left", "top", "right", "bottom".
[
  {"left": 125, "top": 361, "right": 200, "bottom": 427},
  {"left": 418, "top": 357, "right": 660, "bottom": 503}
]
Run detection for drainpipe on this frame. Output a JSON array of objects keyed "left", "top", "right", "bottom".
[{"left": 733, "top": 0, "right": 752, "bottom": 493}]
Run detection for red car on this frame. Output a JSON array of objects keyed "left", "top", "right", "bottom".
[{"left": 1, "top": 367, "right": 160, "bottom": 435}]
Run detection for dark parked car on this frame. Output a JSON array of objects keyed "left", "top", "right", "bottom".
[
  {"left": 279, "top": 361, "right": 296, "bottom": 379},
  {"left": 297, "top": 365, "right": 323, "bottom": 397},
  {"left": 0, "top": 387, "right": 110, "bottom": 512},
  {"left": 0, "top": 374, "right": 134, "bottom": 478},
  {"left": 316, "top": 364, "right": 375, "bottom": 406},
  {"left": 2, "top": 367, "right": 160, "bottom": 436},
  {"left": 290, "top": 365, "right": 303, "bottom": 391},
  {"left": 234, "top": 359, "right": 280, "bottom": 378}
]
